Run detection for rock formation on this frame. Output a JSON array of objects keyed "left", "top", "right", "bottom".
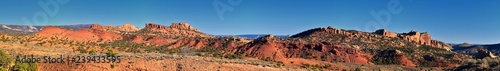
[
  {"left": 144, "top": 22, "right": 211, "bottom": 37},
  {"left": 476, "top": 49, "right": 497, "bottom": 59},
  {"left": 291, "top": 27, "right": 451, "bottom": 50},
  {"left": 236, "top": 34, "right": 374, "bottom": 65},
  {"left": 290, "top": 26, "right": 350, "bottom": 38},
  {"left": 374, "top": 29, "right": 397, "bottom": 37},
  {"left": 90, "top": 24, "right": 139, "bottom": 33},
  {"left": 145, "top": 22, "right": 199, "bottom": 32},
  {"left": 399, "top": 30, "right": 432, "bottom": 45},
  {"left": 374, "top": 29, "right": 451, "bottom": 50},
  {"left": 170, "top": 22, "right": 200, "bottom": 32}
]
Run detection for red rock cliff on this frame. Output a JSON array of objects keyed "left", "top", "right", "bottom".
[{"left": 144, "top": 22, "right": 211, "bottom": 37}]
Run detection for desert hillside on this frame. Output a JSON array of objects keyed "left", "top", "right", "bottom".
[{"left": 0, "top": 23, "right": 486, "bottom": 71}]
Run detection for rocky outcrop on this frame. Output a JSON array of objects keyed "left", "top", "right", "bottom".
[
  {"left": 170, "top": 22, "right": 200, "bottom": 32},
  {"left": 399, "top": 30, "right": 432, "bottom": 45},
  {"left": 90, "top": 24, "right": 139, "bottom": 33},
  {"left": 374, "top": 29, "right": 397, "bottom": 37},
  {"left": 373, "top": 29, "right": 451, "bottom": 50},
  {"left": 398, "top": 30, "right": 451, "bottom": 50},
  {"left": 476, "top": 49, "right": 497, "bottom": 59},
  {"left": 290, "top": 26, "right": 351, "bottom": 38},
  {"left": 132, "top": 35, "right": 146, "bottom": 43},
  {"left": 237, "top": 34, "right": 374, "bottom": 65},
  {"left": 144, "top": 22, "right": 211, "bottom": 37},
  {"left": 291, "top": 26, "right": 451, "bottom": 50},
  {"left": 145, "top": 22, "right": 199, "bottom": 32}
]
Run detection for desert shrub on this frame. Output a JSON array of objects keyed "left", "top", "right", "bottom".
[
  {"left": 450, "top": 57, "right": 500, "bottom": 71},
  {"left": 0, "top": 68, "right": 7, "bottom": 71},
  {"left": 89, "top": 49, "right": 97, "bottom": 55},
  {"left": 303, "top": 64, "right": 331, "bottom": 70},
  {"left": 0, "top": 49, "right": 12, "bottom": 68},
  {"left": 224, "top": 53, "right": 243, "bottom": 59},
  {"left": 303, "top": 63, "right": 311, "bottom": 68},
  {"left": 169, "top": 48, "right": 181, "bottom": 54},
  {"left": 276, "top": 61, "right": 285, "bottom": 67},
  {"left": 371, "top": 50, "right": 401, "bottom": 65},
  {"left": 320, "top": 64, "right": 331, "bottom": 69},
  {"left": 354, "top": 68, "right": 362, "bottom": 71},
  {"left": 110, "top": 64, "right": 116, "bottom": 69},
  {"left": 106, "top": 49, "right": 117, "bottom": 56},
  {"left": 0, "top": 36, "right": 8, "bottom": 42},
  {"left": 260, "top": 57, "right": 273, "bottom": 61},
  {"left": 76, "top": 47, "right": 88, "bottom": 53},
  {"left": 198, "top": 47, "right": 220, "bottom": 53},
  {"left": 11, "top": 62, "right": 37, "bottom": 71},
  {"left": 196, "top": 47, "right": 223, "bottom": 57},
  {"left": 418, "top": 45, "right": 446, "bottom": 51},
  {"left": 300, "top": 52, "right": 312, "bottom": 59}
]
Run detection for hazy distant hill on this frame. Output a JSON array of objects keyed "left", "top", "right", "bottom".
[
  {"left": 453, "top": 43, "right": 500, "bottom": 55},
  {"left": 0, "top": 24, "right": 92, "bottom": 34}
]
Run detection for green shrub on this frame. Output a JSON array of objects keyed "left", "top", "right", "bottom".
[
  {"left": 12, "top": 62, "right": 37, "bottom": 71},
  {"left": 0, "top": 49, "right": 12, "bottom": 68},
  {"left": 371, "top": 50, "right": 401, "bottom": 65},
  {"left": 354, "top": 68, "right": 362, "bottom": 71},
  {"left": 76, "top": 47, "right": 88, "bottom": 53},
  {"left": 303, "top": 63, "right": 311, "bottom": 68},
  {"left": 276, "top": 61, "right": 285, "bottom": 66},
  {"left": 0, "top": 67, "right": 7, "bottom": 71},
  {"left": 224, "top": 54, "right": 243, "bottom": 59},
  {"left": 106, "top": 49, "right": 117, "bottom": 56},
  {"left": 198, "top": 47, "right": 220, "bottom": 53},
  {"left": 110, "top": 64, "right": 116, "bottom": 69},
  {"left": 89, "top": 49, "right": 97, "bottom": 55},
  {"left": 418, "top": 45, "right": 446, "bottom": 51},
  {"left": 0, "top": 36, "right": 8, "bottom": 42},
  {"left": 169, "top": 48, "right": 181, "bottom": 54},
  {"left": 260, "top": 57, "right": 273, "bottom": 61}
]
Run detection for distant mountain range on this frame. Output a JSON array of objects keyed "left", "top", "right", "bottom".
[
  {"left": 452, "top": 43, "right": 500, "bottom": 56},
  {"left": 0, "top": 24, "right": 92, "bottom": 34},
  {"left": 0, "top": 24, "right": 291, "bottom": 39}
]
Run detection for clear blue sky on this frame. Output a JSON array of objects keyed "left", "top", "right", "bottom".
[{"left": 0, "top": 0, "right": 499, "bottom": 44}]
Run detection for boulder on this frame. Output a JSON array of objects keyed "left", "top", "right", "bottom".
[{"left": 476, "top": 49, "right": 497, "bottom": 59}]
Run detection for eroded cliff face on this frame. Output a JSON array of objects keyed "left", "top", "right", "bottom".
[
  {"left": 388, "top": 30, "right": 451, "bottom": 50},
  {"left": 374, "top": 29, "right": 397, "bottom": 38},
  {"left": 236, "top": 35, "right": 374, "bottom": 65},
  {"left": 290, "top": 26, "right": 451, "bottom": 50},
  {"left": 144, "top": 22, "right": 211, "bottom": 37},
  {"left": 90, "top": 24, "right": 139, "bottom": 33}
]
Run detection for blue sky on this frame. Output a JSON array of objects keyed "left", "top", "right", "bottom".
[{"left": 0, "top": 0, "right": 499, "bottom": 44}]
